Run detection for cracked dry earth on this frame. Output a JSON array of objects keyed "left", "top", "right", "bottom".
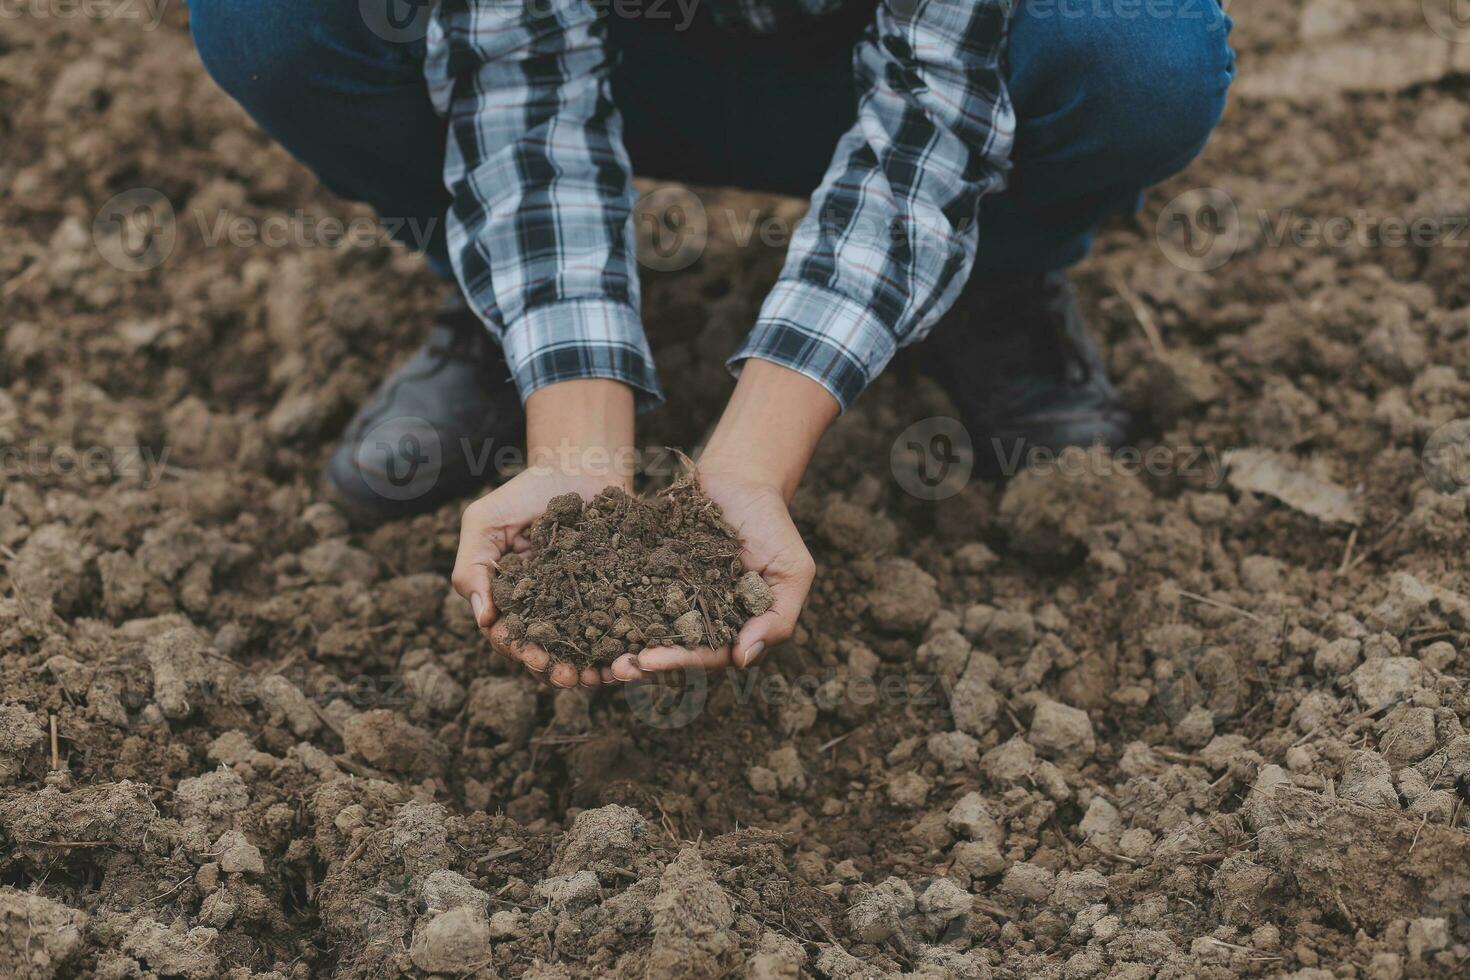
[{"left": 3, "top": 1, "right": 1470, "bottom": 978}]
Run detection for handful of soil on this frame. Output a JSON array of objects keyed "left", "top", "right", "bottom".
[{"left": 492, "top": 480, "right": 774, "bottom": 669}]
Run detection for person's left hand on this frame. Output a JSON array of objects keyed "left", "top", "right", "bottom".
[
  {"left": 608, "top": 468, "right": 815, "bottom": 682},
  {"left": 610, "top": 359, "right": 836, "bottom": 683}
]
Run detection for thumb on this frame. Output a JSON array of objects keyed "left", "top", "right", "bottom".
[
  {"left": 451, "top": 506, "right": 511, "bottom": 630},
  {"left": 734, "top": 557, "right": 815, "bottom": 668}
]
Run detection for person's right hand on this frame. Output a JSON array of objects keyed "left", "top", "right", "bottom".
[
  {"left": 608, "top": 359, "right": 836, "bottom": 684},
  {"left": 450, "top": 378, "right": 636, "bottom": 689}
]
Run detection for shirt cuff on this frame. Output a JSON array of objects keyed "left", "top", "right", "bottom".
[
  {"left": 499, "top": 298, "right": 665, "bottom": 412},
  {"left": 728, "top": 280, "right": 898, "bottom": 413}
]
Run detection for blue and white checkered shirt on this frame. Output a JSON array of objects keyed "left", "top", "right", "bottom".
[{"left": 424, "top": 0, "right": 1014, "bottom": 411}]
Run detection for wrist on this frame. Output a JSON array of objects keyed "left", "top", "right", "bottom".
[
  {"left": 702, "top": 359, "right": 839, "bottom": 500},
  {"left": 525, "top": 379, "right": 636, "bottom": 488}
]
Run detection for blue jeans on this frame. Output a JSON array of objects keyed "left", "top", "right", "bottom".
[{"left": 188, "top": 0, "right": 1233, "bottom": 278}]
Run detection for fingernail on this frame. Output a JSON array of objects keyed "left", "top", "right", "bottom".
[
  {"left": 628, "top": 655, "right": 652, "bottom": 674},
  {"left": 470, "top": 593, "right": 486, "bottom": 625},
  {"left": 739, "top": 641, "right": 765, "bottom": 668}
]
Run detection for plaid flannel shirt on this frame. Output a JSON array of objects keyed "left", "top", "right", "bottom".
[{"left": 424, "top": 0, "right": 1015, "bottom": 411}]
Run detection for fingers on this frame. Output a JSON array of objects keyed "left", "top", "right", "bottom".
[
  {"left": 548, "top": 662, "right": 580, "bottom": 688},
  {"left": 608, "top": 637, "right": 746, "bottom": 681},
  {"left": 487, "top": 619, "right": 551, "bottom": 671},
  {"left": 488, "top": 619, "right": 622, "bottom": 688},
  {"left": 735, "top": 557, "right": 815, "bottom": 667},
  {"left": 633, "top": 645, "right": 734, "bottom": 672},
  {"left": 610, "top": 653, "right": 644, "bottom": 683},
  {"left": 610, "top": 652, "right": 704, "bottom": 684}
]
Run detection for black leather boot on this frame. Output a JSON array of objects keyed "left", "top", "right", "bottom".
[
  {"left": 921, "top": 270, "right": 1131, "bottom": 478},
  {"left": 323, "top": 294, "right": 524, "bottom": 520}
]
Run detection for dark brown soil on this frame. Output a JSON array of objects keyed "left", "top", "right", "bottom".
[{"left": 494, "top": 482, "right": 772, "bottom": 668}]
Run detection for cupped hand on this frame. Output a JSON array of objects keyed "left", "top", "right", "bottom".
[
  {"left": 451, "top": 467, "right": 628, "bottom": 689},
  {"left": 606, "top": 359, "right": 833, "bottom": 684},
  {"left": 609, "top": 467, "right": 816, "bottom": 682}
]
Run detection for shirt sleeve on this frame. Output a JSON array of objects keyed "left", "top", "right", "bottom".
[
  {"left": 425, "top": 0, "right": 664, "bottom": 410},
  {"left": 728, "top": 0, "right": 1016, "bottom": 411}
]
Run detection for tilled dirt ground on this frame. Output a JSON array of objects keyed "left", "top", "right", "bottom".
[{"left": 3, "top": 2, "right": 1470, "bottom": 978}]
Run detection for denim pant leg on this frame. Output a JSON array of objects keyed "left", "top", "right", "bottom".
[
  {"left": 972, "top": 0, "right": 1237, "bottom": 274},
  {"left": 187, "top": 0, "right": 1235, "bottom": 281},
  {"left": 185, "top": 0, "right": 842, "bottom": 274},
  {"left": 188, "top": 0, "right": 453, "bottom": 273},
  {"left": 616, "top": 0, "right": 1236, "bottom": 271}
]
